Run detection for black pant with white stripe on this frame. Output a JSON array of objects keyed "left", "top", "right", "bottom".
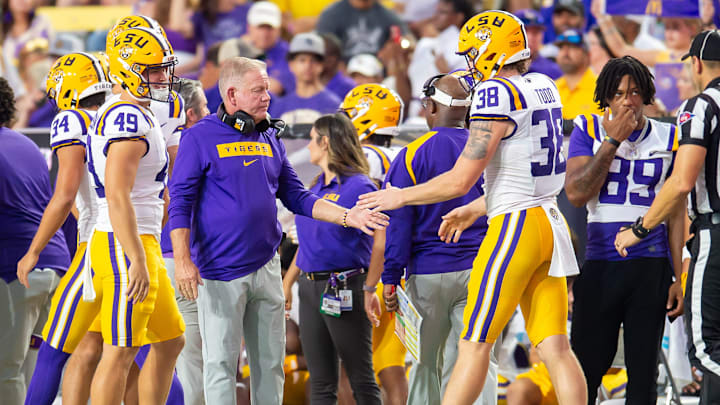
[{"left": 685, "top": 225, "right": 720, "bottom": 404}]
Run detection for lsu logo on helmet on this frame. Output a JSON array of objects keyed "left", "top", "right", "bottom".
[
  {"left": 340, "top": 83, "right": 404, "bottom": 141},
  {"left": 107, "top": 26, "right": 177, "bottom": 102},
  {"left": 457, "top": 10, "right": 531, "bottom": 83},
  {"left": 45, "top": 52, "right": 112, "bottom": 111},
  {"left": 105, "top": 15, "right": 170, "bottom": 85}
]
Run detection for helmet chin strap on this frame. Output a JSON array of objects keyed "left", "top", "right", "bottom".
[{"left": 488, "top": 53, "right": 506, "bottom": 80}]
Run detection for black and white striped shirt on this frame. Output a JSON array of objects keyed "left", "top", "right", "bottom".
[{"left": 678, "top": 77, "right": 720, "bottom": 218}]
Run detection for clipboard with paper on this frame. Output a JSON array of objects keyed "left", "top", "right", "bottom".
[{"left": 393, "top": 286, "right": 423, "bottom": 362}]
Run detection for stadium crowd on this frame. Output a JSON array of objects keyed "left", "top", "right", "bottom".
[{"left": 2, "top": 0, "right": 720, "bottom": 404}]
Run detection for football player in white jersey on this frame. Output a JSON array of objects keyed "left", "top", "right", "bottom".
[
  {"left": 358, "top": 10, "right": 587, "bottom": 405},
  {"left": 85, "top": 26, "right": 185, "bottom": 404},
  {"left": 340, "top": 83, "right": 404, "bottom": 183},
  {"left": 17, "top": 52, "right": 112, "bottom": 405},
  {"left": 564, "top": 56, "right": 684, "bottom": 404}
]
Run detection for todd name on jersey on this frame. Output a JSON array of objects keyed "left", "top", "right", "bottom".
[
  {"left": 50, "top": 108, "right": 99, "bottom": 243},
  {"left": 469, "top": 72, "right": 565, "bottom": 219},
  {"left": 87, "top": 94, "right": 169, "bottom": 237}
]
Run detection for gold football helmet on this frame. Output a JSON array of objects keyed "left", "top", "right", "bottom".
[
  {"left": 457, "top": 10, "right": 531, "bottom": 82},
  {"left": 339, "top": 84, "right": 404, "bottom": 141},
  {"left": 46, "top": 52, "right": 112, "bottom": 110},
  {"left": 107, "top": 27, "right": 177, "bottom": 102}
]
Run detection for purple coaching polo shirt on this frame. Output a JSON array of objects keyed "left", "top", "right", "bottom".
[
  {"left": 168, "top": 114, "right": 318, "bottom": 281},
  {"left": 382, "top": 127, "right": 488, "bottom": 285},
  {"left": 0, "top": 127, "right": 70, "bottom": 282},
  {"left": 295, "top": 173, "right": 376, "bottom": 272}
]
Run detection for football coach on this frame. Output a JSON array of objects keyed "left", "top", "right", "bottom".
[{"left": 168, "top": 57, "right": 388, "bottom": 405}]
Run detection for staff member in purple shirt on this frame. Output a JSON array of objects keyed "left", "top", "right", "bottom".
[
  {"left": 283, "top": 113, "right": 382, "bottom": 404},
  {"left": 168, "top": 57, "right": 388, "bottom": 405},
  {"left": 376, "top": 74, "right": 497, "bottom": 405},
  {"left": 0, "top": 77, "right": 68, "bottom": 404}
]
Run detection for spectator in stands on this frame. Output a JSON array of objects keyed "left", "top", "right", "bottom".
[
  {"left": 407, "top": 0, "right": 472, "bottom": 118},
  {"left": 159, "top": 0, "right": 200, "bottom": 76},
  {"left": 282, "top": 113, "right": 382, "bottom": 404},
  {"left": 269, "top": 32, "right": 341, "bottom": 125},
  {"left": 587, "top": 26, "right": 614, "bottom": 75},
  {"left": 0, "top": 76, "right": 67, "bottom": 405},
  {"left": 392, "top": 0, "right": 438, "bottom": 38},
  {"left": 12, "top": 39, "right": 55, "bottom": 129},
  {"left": 673, "top": 62, "right": 701, "bottom": 115},
  {"left": 540, "top": 0, "right": 586, "bottom": 60},
  {"left": 316, "top": 0, "right": 409, "bottom": 61},
  {"left": 320, "top": 33, "right": 356, "bottom": 100},
  {"left": 516, "top": 9, "right": 563, "bottom": 80},
  {"left": 191, "top": 0, "right": 252, "bottom": 51},
  {"left": 701, "top": 0, "right": 718, "bottom": 29},
  {"left": 1, "top": 0, "right": 54, "bottom": 97},
  {"left": 592, "top": 0, "right": 701, "bottom": 66},
  {"left": 555, "top": 29, "right": 602, "bottom": 120},
  {"left": 271, "top": 0, "right": 337, "bottom": 34},
  {"left": 347, "top": 54, "right": 384, "bottom": 86},
  {"left": 199, "top": 43, "right": 223, "bottom": 114},
  {"left": 244, "top": 1, "right": 294, "bottom": 96}
]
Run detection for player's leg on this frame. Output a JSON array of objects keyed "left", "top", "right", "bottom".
[
  {"left": 137, "top": 236, "right": 185, "bottom": 404},
  {"left": 443, "top": 269, "right": 498, "bottom": 405},
  {"left": 372, "top": 282, "right": 407, "bottom": 405},
  {"left": 89, "top": 232, "right": 157, "bottom": 405},
  {"left": 0, "top": 268, "right": 59, "bottom": 405},
  {"left": 243, "top": 255, "right": 285, "bottom": 405},
  {"left": 622, "top": 258, "right": 671, "bottom": 404},
  {"left": 506, "top": 376, "right": 544, "bottom": 405},
  {"left": 569, "top": 260, "right": 623, "bottom": 403},
  {"left": 443, "top": 209, "right": 538, "bottom": 405},
  {"left": 525, "top": 268, "right": 586, "bottom": 405},
  {"left": 61, "top": 329, "right": 103, "bottom": 405},
  {"left": 28, "top": 244, "right": 102, "bottom": 405},
  {"left": 406, "top": 273, "right": 452, "bottom": 405}
]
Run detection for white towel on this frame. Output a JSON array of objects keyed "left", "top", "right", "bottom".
[{"left": 541, "top": 203, "right": 579, "bottom": 277}]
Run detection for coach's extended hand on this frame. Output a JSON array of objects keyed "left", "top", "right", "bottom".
[
  {"left": 357, "top": 182, "right": 405, "bottom": 212},
  {"left": 175, "top": 257, "right": 204, "bottom": 301}
]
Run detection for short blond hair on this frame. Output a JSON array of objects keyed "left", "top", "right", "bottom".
[{"left": 218, "top": 57, "right": 267, "bottom": 104}]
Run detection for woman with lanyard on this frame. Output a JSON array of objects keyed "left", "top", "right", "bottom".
[{"left": 283, "top": 113, "right": 382, "bottom": 404}]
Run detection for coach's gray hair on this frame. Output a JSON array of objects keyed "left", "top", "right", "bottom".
[
  {"left": 218, "top": 57, "right": 267, "bottom": 104},
  {"left": 178, "top": 78, "right": 205, "bottom": 117}
]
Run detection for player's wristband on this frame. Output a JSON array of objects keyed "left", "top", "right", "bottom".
[
  {"left": 631, "top": 216, "right": 651, "bottom": 239},
  {"left": 362, "top": 284, "right": 376, "bottom": 293},
  {"left": 603, "top": 135, "right": 621, "bottom": 148}
]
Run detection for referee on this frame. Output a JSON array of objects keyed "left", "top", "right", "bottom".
[{"left": 615, "top": 30, "right": 720, "bottom": 403}]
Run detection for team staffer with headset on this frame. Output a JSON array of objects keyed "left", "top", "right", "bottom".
[
  {"left": 283, "top": 113, "right": 382, "bottom": 404},
  {"left": 168, "top": 57, "right": 388, "bottom": 405}
]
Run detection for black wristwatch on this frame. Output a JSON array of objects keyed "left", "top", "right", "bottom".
[
  {"left": 603, "top": 135, "right": 621, "bottom": 148},
  {"left": 631, "top": 216, "right": 651, "bottom": 239}
]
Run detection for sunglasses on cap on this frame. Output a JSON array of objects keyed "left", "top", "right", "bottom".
[
  {"left": 422, "top": 74, "right": 472, "bottom": 108},
  {"left": 555, "top": 31, "right": 584, "bottom": 46}
]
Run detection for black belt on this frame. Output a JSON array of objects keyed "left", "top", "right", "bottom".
[
  {"left": 691, "top": 212, "right": 720, "bottom": 232},
  {"left": 304, "top": 268, "right": 365, "bottom": 281}
]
